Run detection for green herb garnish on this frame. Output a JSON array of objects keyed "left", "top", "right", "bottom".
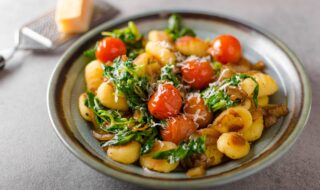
[
  {"left": 165, "top": 14, "right": 196, "bottom": 41},
  {"left": 160, "top": 64, "right": 181, "bottom": 87},
  {"left": 101, "top": 125, "right": 158, "bottom": 148},
  {"left": 152, "top": 137, "right": 206, "bottom": 163}
]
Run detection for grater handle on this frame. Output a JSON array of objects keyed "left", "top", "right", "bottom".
[
  {"left": 0, "top": 56, "right": 5, "bottom": 70},
  {"left": 0, "top": 47, "right": 18, "bottom": 70}
]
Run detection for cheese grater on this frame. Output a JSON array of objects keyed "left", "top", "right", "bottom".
[{"left": 0, "top": 0, "right": 119, "bottom": 69}]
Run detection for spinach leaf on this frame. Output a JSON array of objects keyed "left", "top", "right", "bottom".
[
  {"left": 152, "top": 137, "right": 206, "bottom": 163},
  {"left": 160, "top": 64, "right": 180, "bottom": 87},
  {"left": 101, "top": 127, "right": 135, "bottom": 146},
  {"left": 103, "top": 57, "right": 150, "bottom": 111},
  {"left": 101, "top": 126, "right": 158, "bottom": 149},
  {"left": 83, "top": 48, "right": 96, "bottom": 59},
  {"left": 165, "top": 14, "right": 196, "bottom": 41},
  {"left": 202, "top": 74, "right": 259, "bottom": 112},
  {"left": 86, "top": 92, "right": 134, "bottom": 131},
  {"left": 87, "top": 91, "right": 159, "bottom": 151},
  {"left": 140, "top": 127, "right": 158, "bottom": 154}
]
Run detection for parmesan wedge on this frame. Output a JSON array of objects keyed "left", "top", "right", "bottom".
[{"left": 55, "top": 0, "right": 94, "bottom": 34}]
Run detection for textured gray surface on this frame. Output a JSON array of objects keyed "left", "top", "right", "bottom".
[{"left": 0, "top": 0, "right": 319, "bottom": 189}]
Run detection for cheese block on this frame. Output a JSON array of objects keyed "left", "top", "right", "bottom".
[{"left": 55, "top": 0, "right": 94, "bottom": 34}]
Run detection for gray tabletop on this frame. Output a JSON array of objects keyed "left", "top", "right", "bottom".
[{"left": 0, "top": 0, "right": 319, "bottom": 189}]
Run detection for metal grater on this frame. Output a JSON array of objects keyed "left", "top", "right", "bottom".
[{"left": 0, "top": 0, "right": 119, "bottom": 69}]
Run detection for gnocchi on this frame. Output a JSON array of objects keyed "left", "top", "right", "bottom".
[
  {"left": 241, "top": 99, "right": 252, "bottom": 110},
  {"left": 133, "top": 53, "right": 161, "bottom": 78},
  {"left": 258, "top": 96, "right": 269, "bottom": 107},
  {"left": 213, "top": 107, "right": 253, "bottom": 133},
  {"left": 140, "top": 141, "right": 179, "bottom": 173},
  {"left": 217, "top": 132, "right": 250, "bottom": 159},
  {"left": 107, "top": 141, "right": 141, "bottom": 164},
  {"left": 85, "top": 60, "right": 104, "bottom": 92},
  {"left": 96, "top": 82, "right": 129, "bottom": 111},
  {"left": 242, "top": 110, "right": 264, "bottom": 141},
  {"left": 148, "top": 30, "right": 173, "bottom": 43},
  {"left": 145, "top": 41, "right": 176, "bottom": 66},
  {"left": 78, "top": 93, "right": 92, "bottom": 121},
  {"left": 175, "top": 36, "right": 209, "bottom": 57},
  {"left": 205, "top": 145, "right": 224, "bottom": 166},
  {"left": 240, "top": 72, "right": 278, "bottom": 97}
]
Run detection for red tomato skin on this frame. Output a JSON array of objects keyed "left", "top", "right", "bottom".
[
  {"left": 181, "top": 60, "right": 214, "bottom": 89},
  {"left": 95, "top": 37, "right": 127, "bottom": 63},
  {"left": 148, "top": 84, "right": 182, "bottom": 120},
  {"left": 209, "top": 35, "right": 242, "bottom": 64},
  {"left": 161, "top": 115, "right": 197, "bottom": 144},
  {"left": 183, "top": 94, "right": 213, "bottom": 128}
]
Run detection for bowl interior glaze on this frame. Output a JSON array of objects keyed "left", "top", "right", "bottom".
[{"left": 47, "top": 11, "right": 311, "bottom": 188}]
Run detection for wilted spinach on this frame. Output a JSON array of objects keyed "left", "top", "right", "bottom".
[
  {"left": 165, "top": 14, "right": 196, "bottom": 41},
  {"left": 202, "top": 74, "right": 259, "bottom": 112},
  {"left": 152, "top": 136, "right": 206, "bottom": 163}
]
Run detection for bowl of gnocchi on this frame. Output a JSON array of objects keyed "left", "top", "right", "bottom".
[{"left": 47, "top": 11, "right": 311, "bottom": 188}]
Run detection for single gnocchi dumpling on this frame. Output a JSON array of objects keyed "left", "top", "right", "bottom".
[
  {"left": 140, "top": 141, "right": 179, "bottom": 173},
  {"left": 241, "top": 99, "right": 252, "bottom": 110},
  {"left": 258, "top": 96, "right": 269, "bottom": 107},
  {"left": 242, "top": 110, "right": 264, "bottom": 141},
  {"left": 133, "top": 53, "right": 161, "bottom": 78},
  {"left": 217, "top": 132, "right": 250, "bottom": 159},
  {"left": 145, "top": 41, "right": 176, "bottom": 66},
  {"left": 213, "top": 107, "right": 253, "bottom": 133},
  {"left": 78, "top": 93, "right": 92, "bottom": 121},
  {"left": 240, "top": 72, "right": 278, "bottom": 97},
  {"left": 205, "top": 145, "right": 224, "bottom": 166},
  {"left": 96, "top": 81, "right": 129, "bottom": 111},
  {"left": 85, "top": 60, "right": 104, "bottom": 92},
  {"left": 107, "top": 141, "right": 141, "bottom": 164},
  {"left": 175, "top": 36, "right": 209, "bottom": 57},
  {"left": 196, "top": 127, "right": 221, "bottom": 145},
  {"left": 253, "top": 73, "right": 278, "bottom": 97},
  {"left": 148, "top": 30, "right": 173, "bottom": 43}
]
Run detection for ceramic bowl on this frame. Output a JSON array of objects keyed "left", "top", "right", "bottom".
[{"left": 47, "top": 10, "right": 311, "bottom": 188}]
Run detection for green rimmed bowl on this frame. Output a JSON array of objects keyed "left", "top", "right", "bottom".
[{"left": 47, "top": 10, "right": 311, "bottom": 188}]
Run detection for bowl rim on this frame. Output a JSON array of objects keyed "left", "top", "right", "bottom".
[{"left": 47, "top": 10, "right": 312, "bottom": 188}]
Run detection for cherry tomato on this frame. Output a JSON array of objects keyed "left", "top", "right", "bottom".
[
  {"left": 148, "top": 84, "right": 182, "bottom": 119},
  {"left": 183, "top": 94, "right": 213, "bottom": 128},
  {"left": 181, "top": 59, "right": 214, "bottom": 89},
  {"left": 209, "top": 35, "right": 242, "bottom": 64},
  {"left": 161, "top": 115, "right": 197, "bottom": 144},
  {"left": 95, "top": 37, "right": 127, "bottom": 63}
]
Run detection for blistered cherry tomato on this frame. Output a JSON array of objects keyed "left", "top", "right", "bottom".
[
  {"left": 209, "top": 35, "right": 242, "bottom": 64},
  {"left": 96, "top": 37, "right": 126, "bottom": 63},
  {"left": 183, "top": 94, "right": 213, "bottom": 128},
  {"left": 161, "top": 115, "right": 197, "bottom": 144},
  {"left": 148, "top": 84, "right": 182, "bottom": 119},
  {"left": 181, "top": 59, "right": 214, "bottom": 89}
]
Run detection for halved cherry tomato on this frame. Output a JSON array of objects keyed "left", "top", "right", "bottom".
[
  {"left": 181, "top": 59, "right": 214, "bottom": 89},
  {"left": 96, "top": 37, "right": 127, "bottom": 63},
  {"left": 148, "top": 84, "right": 182, "bottom": 119},
  {"left": 183, "top": 94, "right": 213, "bottom": 128},
  {"left": 209, "top": 35, "right": 242, "bottom": 64},
  {"left": 161, "top": 115, "right": 197, "bottom": 144}
]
